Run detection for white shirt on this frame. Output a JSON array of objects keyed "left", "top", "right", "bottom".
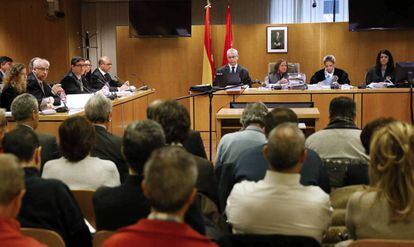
[
  {"left": 324, "top": 68, "right": 334, "bottom": 79},
  {"left": 226, "top": 170, "right": 332, "bottom": 243},
  {"left": 42, "top": 156, "right": 120, "bottom": 190},
  {"left": 228, "top": 64, "right": 238, "bottom": 73},
  {"left": 98, "top": 68, "right": 107, "bottom": 77}
]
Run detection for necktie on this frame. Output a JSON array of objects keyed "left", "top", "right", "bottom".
[
  {"left": 39, "top": 81, "right": 45, "bottom": 95},
  {"left": 78, "top": 78, "right": 84, "bottom": 92},
  {"left": 104, "top": 73, "right": 111, "bottom": 87},
  {"left": 231, "top": 67, "right": 235, "bottom": 73}
]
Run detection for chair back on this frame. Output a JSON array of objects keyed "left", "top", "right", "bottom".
[
  {"left": 93, "top": 230, "right": 115, "bottom": 247},
  {"left": 322, "top": 158, "right": 369, "bottom": 188},
  {"left": 218, "top": 233, "right": 320, "bottom": 247},
  {"left": 349, "top": 239, "right": 414, "bottom": 247},
  {"left": 214, "top": 163, "right": 235, "bottom": 213},
  {"left": 71, "top": 189, "right": 96, "bottom": 229},
  {"left": 21, "top": 227, "right": 65, "bottom": 247},
  {"left": 268, "top": 62, "right": 300, "bottom": 74}
]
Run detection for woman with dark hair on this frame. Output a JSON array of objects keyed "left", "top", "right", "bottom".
[
  {"left": 42, "top": 116, "right": 120, "bottom": 190},
  {"left": 365, "top": 49, "right": 395, "bottom": 84},
  {"left": 267, "top": 58, "right": 289, "bottom": 84},
  {"left": 0, "top": 63, "right": 27, "bottom": 111}
]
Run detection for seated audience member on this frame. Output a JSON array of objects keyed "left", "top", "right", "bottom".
[
  {"left": 0, "top": 63, "right": 27, "bottom": 111},
  {"left": 226, "top": 123, "right": 332, "bottom": 243},
  {"left": 346, "top": 121, "right": 414, "bottom": 240},
  {"left": 310, "top": 55, "right": 350, "bottom": 85},
  {"left": 2, "top": 128, "right": 92, "bottom": 247},
  {"left": 0, "top": 109, "right": 7, "bottom": 152},
  {"left": 60, "top": 57, "right": 91, "bottom": 94},
  {"left": 103, "top": 146, "right": 217, "bottom": 247},
  {"left": 147, "top": 99, "right": 207, "bottom": 159},
  {"left": 85, "top": 93, "right": 128, "bottom": 182},
  {"left": 152, "top": 100, "right": 218, "bottom": 204},
  {"left": 306, "top": 96, "right": 368, "bottom": 161},
  {"left": 216, "top": 102, "right": 268, "bottom": 167},
  {"left": 27, "top": 58, "right": 62, "bottom": 109},
  {"left": 93, "top": 120, "right": 205, "bottom": 234},
  {"left": 83, "top": 59, "right": 92, "bottom": 83},
  {"left": 42, "top": 116, "right": 120, "bottom": 190},
  {"left": 365, "top": 49, "right": 395, "bottom": 84},
  {"left": 0, "top": 154, "right": 45, "bottom": 247},
  {"left": 89, "top": 56, "right": 129, "bottom": 92},
  {"left": 234, "top": 107, "right": 330, "bottom": 193},
  {"left": 11, "top": 94, "right": 60, "bottom": 168},
  {"left": 360, "top": 117, "right": 396, "bottom": 155},
  {"left": 214, "top": 48, "right": 252, "bottom": 87},
  {"left": 266, "top": 58, "right": 289, "bottom": 84},
  {"left": 0, "top": 56, "right": 13, "bottom": 83}
]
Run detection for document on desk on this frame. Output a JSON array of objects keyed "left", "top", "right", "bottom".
[{"left": 66, "top": 94, "right": 93, "bottom": 110}]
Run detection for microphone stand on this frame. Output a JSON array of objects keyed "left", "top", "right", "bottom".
[{"left": 176, "top": 83, "right": 245, "bottom": 161}]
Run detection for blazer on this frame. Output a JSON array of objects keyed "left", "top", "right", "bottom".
[
  {"left": 183, "top": 130, "right": 207, "bottom": 159},
  {"left": 93, "top": 174, "right": 205, "bottom": 234},
  {"left": 214, "top": 64, "right": 252, "bottom": 87},
  {"left": 89, "top": 68, "right": 121, "bottom": 92},
  {"left": 310, "top": 68, "right": 350, "bottom": 84},
  {"left": 191, "top": 150, "right": 219, "bottom": 205},
  {"left": 26, "top": 73, "right": 60, "bottom": 106},
  {"left": 60, "top": 71, "right": 91, "bottom": 94},
  {"left": 90, "top": 125, "right": 128, "bottom": 183},
  {"left": 0, "top": 85, "right": 21, "bottom": 111},
  {"left": 365, "top": 66, "right": 396, "bottom": 84}
]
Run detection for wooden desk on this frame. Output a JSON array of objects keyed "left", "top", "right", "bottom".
[
  {"left": 190, "top": 88, "right": 413, "bottom": 140},
  {"left": 216, "top": 107, "right": 320, "bottom": 143},
  {"left": 7, "top": 89, "right": 155, "bottom": 138}
]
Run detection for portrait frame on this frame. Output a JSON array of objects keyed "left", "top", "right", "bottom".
[{"left": 267, "top": 26, "right": 288, "bottom": 53}]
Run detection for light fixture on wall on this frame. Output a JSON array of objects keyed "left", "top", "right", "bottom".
[
  {"left": 46, "top": 0, "right": 65, "bottom": 19},
  {"left": 312, "top": 0, "right": 317, "bottom": 8}
]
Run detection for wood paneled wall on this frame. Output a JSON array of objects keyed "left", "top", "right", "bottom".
[
  {"left": 116, "top": 22, "right": 414, "bottom": 102},
  {"left": 0, "top": 0, "right": 82, "bottom": 82}
]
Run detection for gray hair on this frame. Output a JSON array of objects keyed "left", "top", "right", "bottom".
[
  {"left": 266, "top": 123, "right": 305, "bottom": 170},
  {"left": 323, "top": 54, "right": 336, "bottom": 64},
  {"left": 11, "top": 94, "right": 39, "bottom": 121},
  {"left": 227, "top": 48, "right": 239, "bottom": 57},
  {"left": 29, "top": 57, "right": 41, "bottom": 71},
  {"left": 240, "top": 102, "right": 268, "bottom": 128},
  {"left": 144, "top": 146, "right": 197, "bottom": 213},
  {"left": 32, "top": 58, "right": 50, "bottom": 70},
  {"left": 85, "top": 93, "right": 112, "bottom": 123},
  {"left": 0, "top": 154, "right": 24, "bottom": 205}
]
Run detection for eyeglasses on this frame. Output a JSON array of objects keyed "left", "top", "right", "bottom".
[
  {"left": 74, "top": 64, "right": 86, "bottom": 67},
  {"left": 35, "top": 67, "right": 49, "bottom": 71},
  {"left": 84, "top": 64, "right": 92, "bottom": 67}
]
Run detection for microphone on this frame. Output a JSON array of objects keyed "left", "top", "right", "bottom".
[{"left": 312, "top": 0, "right": 317, "bottom": 8}]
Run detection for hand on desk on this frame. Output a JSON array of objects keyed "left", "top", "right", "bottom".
[{"left": 119, "top": 81, "right": 130, "bottom": 91}]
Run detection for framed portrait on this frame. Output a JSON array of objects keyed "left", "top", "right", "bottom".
[{"left": 267, "top": 26, "right": 288, "bottom": 53}]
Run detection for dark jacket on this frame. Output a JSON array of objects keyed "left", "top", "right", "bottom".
[
  {"left": 89, "top": 68, "right": 121, "bottom": 92},
  {"left": 214, "top": 64, "right": 252, "bottom": 87},
  {"left": 183, "top": 130, "right": 207, "bottom": 159},
  {"left": 26, "top": 73, "right": 60, "bottom": 107},
  {"left": 0, "top": 85, "right": 20, "bottom": 111},
  {"left": 60, "top": 71, "right": 91, "bottom": 94},
  {"left": 90, "top": 125, "right": 128, "bottom": 183},
  {"left": 365, "top": 66, "right": 396, "bottom": 84},
  {"left": 18, "top": 167, "right": 92, "bottom": 247},
  {"left": 310, "top": 68, "right": 350, "bottom": 84},
  {"left": 93, "top": 174, "right": 205, "bottom": 234}
]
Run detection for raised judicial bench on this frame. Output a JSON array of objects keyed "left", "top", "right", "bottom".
[{"left": 7, "top": 89, "right": 155, "bottom": 138}]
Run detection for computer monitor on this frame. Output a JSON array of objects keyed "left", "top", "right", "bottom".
[{"left": 395, "top": 62, "right": 414, "bottom": 84}]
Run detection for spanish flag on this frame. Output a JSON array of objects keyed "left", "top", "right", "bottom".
[{"left": 202, "top": 2, "right": 214, "bottom": 85}]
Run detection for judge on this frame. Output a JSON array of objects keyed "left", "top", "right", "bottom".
[
  {"left": 310, "top": 55, "right": 350, "bottom": 85},
  {"left": 214, "top": 48, "right": 252, "bottom": 87}
]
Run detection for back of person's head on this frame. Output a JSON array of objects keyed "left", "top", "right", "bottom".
[
  {"left": 59, "top": 116, "right": 95, "bottom": 162},
  {"left": 3, "top": 127, "right": 40, "bottom": 163},
  {"left": 265, "top": 123, "right": 305, "bottom": 171},
  {"left": 70, "top": 56, "right": 84, "bottom": 66},
  {"left": 0, "top": 109, "right": 7, "bottom": 146},
  {"left": 240, "top": 102, "right": 268, "bottom": 128},
  {"left": 85, "top": 93, "right": 112, "bottom": 123},
  {"left": 146, "top": 99, "right": 164, "bottom": 120},
  {"left": 152, "top": 100, "right": 190, "bottom": 144},
  {"left": 369, "top": 121, "right": 414, "bottom": 221},
  {"left": 264, "top": 107, "right": 298, "bottom": 137},
  {"left": 11, "top": 93, "right": 39, "bottom": 122},
  {"left": 329, "top": 96, "right": 356, "bottom": 120},
  {"left": 143, "top": 146, "right": 197, "bottom": 213},
  {"left": 123, "top": 120, "right": 166, "bottom": 173},
  {"left": 0, "top": 154, "right": 24, "bottom": 213},
  {"left": 360, "top": 117, "right": 395, "bottom": 155}
]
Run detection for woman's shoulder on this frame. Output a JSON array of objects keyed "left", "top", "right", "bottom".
[{"left": 87, "top": 156, "right": 117, "bottom": 169}]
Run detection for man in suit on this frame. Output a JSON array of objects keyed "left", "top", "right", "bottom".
[
  {"left": 85, "top": 93, "right": 128, "bottom": 182},
  {"left": 104, "top": 146, "right": 217, "bottom": 247},
  {"left": 60, "top": 57, "right": 91, "bottom": 94},
  {"left": 0, "top": 56, "right": 13, "bottom": 84},
  {"left": 152, "top": 100, "right": 218, "bottom": 204},
  {"left": 27, "top": 58, "right": 62, "bottom": 109},
  {"left": 11, "top": 93, "right": 60, "bottom": 169},
  {"left": 3, "top": 128, "right": 92, "bottom": 247},
  {"left": 93, "top": 120, "right": 205, "bottom": 234},
  {"left": 89, "top": 56, "right": 129, "bottom": 92},
  {"left": 214, "top": 48, "right": 252, "bottom": 87},
  {"left": 310, "top": 55, "right": 350, "bottom": 84}
]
